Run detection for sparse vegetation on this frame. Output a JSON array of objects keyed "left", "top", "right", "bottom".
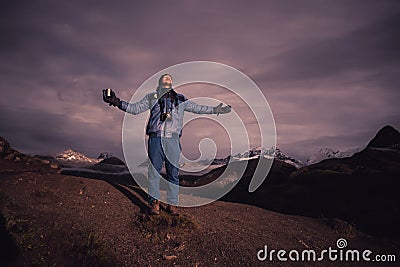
[
  {"left": 61, "top": 229, "right": 117, "bottom": 266},
  {"left": 134, "top": 211, "right": 198, "bottom": 241}
]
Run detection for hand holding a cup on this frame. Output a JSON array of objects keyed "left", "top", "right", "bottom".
[{"left": 102, "top": 88, "right": 121, "bottom": 107}]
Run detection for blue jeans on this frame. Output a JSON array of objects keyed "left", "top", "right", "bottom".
[{"left": 147, "top": 137, "right": 181, "bottom": 206}]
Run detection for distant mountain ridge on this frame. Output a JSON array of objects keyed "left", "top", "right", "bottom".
[
  {"left": 54, "top": 149, "right": 101, "bottom": 167},
  {"left": 32, "top": 124, "right": 400, "bottom": 170},
  {"left": 34, "top": 150, "right": 121, "bottom": 168},
  {"left": 273, "top": 148, "right": 305, "bottom": 168},
  {"left": 306, "top": 147, "right": 358, "bottom": 165},
  {"left": 56, "top": 149, "right": 100, "bottom": 163},
  {"left": 232, "top": 146, "right": 305, "bottom": 168},
  {"left": 304, "top": 124, "right": 400, "bottom": 165}
]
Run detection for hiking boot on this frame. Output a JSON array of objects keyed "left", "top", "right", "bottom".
[
  {"left": 149, "top": 200, "right": 160, "bottom": 215},
  {"left": 166, "top": 204, "right": 179, "bottom": 216}
]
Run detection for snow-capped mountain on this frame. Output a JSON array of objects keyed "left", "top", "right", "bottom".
[
  {"left": 97, "top": 152, "right": 114, "bottom": 160},
  {"left": 233, "top": 146, "right": 275, "bottom": 161},
  {"left": 232, "top": 147, "right": 305, "bottom": 168},
  {"left": 56, "top": 149, "right": 100, "bottom": 166},
  {"left": 306, "top": 147, "right": 360, "bottom": 165},
  {"left": 273, "top": 148, "right": 305, "bottom": 169}
]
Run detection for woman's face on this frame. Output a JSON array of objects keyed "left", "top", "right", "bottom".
[{"left": 161, "top": 75, "right": 172, "bottom": 88}]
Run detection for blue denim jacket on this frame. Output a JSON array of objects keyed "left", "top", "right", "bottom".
[{"left": 118, "top": 91, "right": 214, "bottom": 138}]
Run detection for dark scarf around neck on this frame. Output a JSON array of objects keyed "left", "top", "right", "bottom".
[{"left": 157, "top": 87, "right": 179, "bottom": 117}]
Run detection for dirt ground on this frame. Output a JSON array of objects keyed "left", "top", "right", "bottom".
[{"left": 0, "top": 158, "right": 399, "bottom": 266}]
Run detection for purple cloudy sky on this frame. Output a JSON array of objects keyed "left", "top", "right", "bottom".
[{"left": 1, "top": 0, "right": 399, "bottom": 161}]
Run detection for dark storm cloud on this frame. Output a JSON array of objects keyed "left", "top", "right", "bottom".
[
  {"left": 0, "top": 105, "right": 123, "bottom": 158},
  {"left": 1, "top": 0, "right": 399, "bottom": 160},
  {"left": 253, "top": 11, "right": 400, "bottom": 87}
]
